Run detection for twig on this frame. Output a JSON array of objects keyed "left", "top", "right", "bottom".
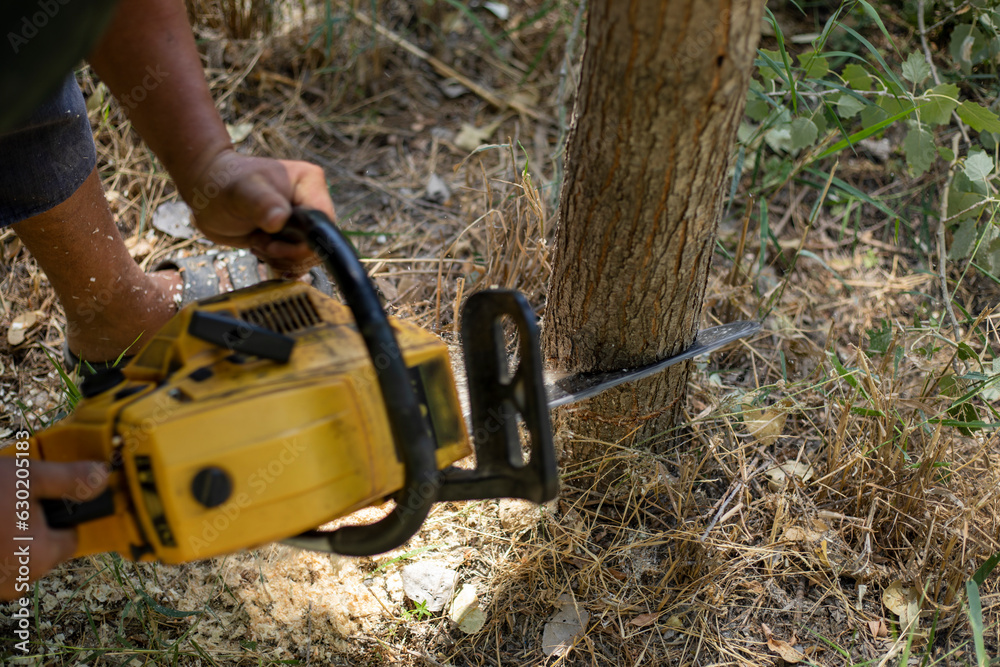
[
  {"left": 937, "top": 133, "right": 964, "bottom": 374},
  {"left": 726, "top": 195, "right": 754, "bottom": 286},
  {"left": 700, "top": 458, "right": 764, "bottom": 541},
  {"left": 340, "top": 3, "right": 546, "bottom": 121},
  {"left": 918, "top": 0, "right": 971, "bottom": 144}
]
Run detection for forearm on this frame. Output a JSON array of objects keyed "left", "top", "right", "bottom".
[{"left": 87, "top": 0, "right": 231, "bottom": 198}]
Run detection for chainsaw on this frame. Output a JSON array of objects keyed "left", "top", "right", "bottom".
[{"left": 7, "top": 209, "right": 759, "bottom": 564}]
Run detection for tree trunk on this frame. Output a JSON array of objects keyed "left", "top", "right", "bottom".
[{"left": 542, "top": 0, "right": 763, "bottom": 449}]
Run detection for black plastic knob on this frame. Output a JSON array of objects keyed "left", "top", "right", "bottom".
[{"left": 191, "top": 467, "right": 232, "bottom": 508}]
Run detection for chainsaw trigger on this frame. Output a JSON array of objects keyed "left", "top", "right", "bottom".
[
  {"left": 187, "top": 311, "right": 295, "bottom": 362},
  {"left": 41, "top": 489, "right": 115, "bottom": 529}
]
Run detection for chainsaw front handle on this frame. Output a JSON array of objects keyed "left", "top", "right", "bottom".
[{"left": 278, "top": 208, "right": 440, "bottom": 556}]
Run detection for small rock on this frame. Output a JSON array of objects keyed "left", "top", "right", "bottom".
[
  {"left": 152, "top": 201, "right": 196, "bottom": 239},
  {"left": 401, "top": 562, "right": 457, "bottom": 612},
  {"left": 438, "top": 79, "right": 469, "bottom": 99},
  {"left": 483, "top": 2, "right": 509, "bottom": 20},
  {"left": 425, "top": 173, "right": 451, "bottom": 204}
]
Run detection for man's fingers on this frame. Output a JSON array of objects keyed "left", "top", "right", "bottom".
[
  {"left": 229, "top": 171, "right": 291, "bottom": 235},
  {"left": 31, "top": 529, "right": 78, "bottom": 575},
  {"left": 285, "top": 161, "right": 336, "bottom": 221},
  {"left": 32, "top": 461, "right": 109, "bottom": 501}
]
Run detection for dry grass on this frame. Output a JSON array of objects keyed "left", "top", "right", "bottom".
[{"left": 2, "top": 1, "right": 1000, "bottom": 665}]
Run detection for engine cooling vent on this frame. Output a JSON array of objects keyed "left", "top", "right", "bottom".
[{"left": 239, "top": 293, "right": 321, "bottom": 334}]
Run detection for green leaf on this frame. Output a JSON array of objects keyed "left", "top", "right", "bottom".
[
  {"left": 764, "top": 7, "right": 798, "bottom": 113},
  {"left": 860, "top": 103, "right": 889, "bottom": 129},
  {"left": 818, "top": 104, "right": 920, "bottom": 159},
  {"left": 950, "top": 23, "right": 989, "bottom": 73},
  {"left": 980, "top": 230, "right": 1000, "bottom": 275},
  {"left": 838, "top": 24, "right": 906, "bottom": 92},
  {"left": 136, "top": 591, "right": 203, "bottom": 619},
  {"left": 981, "top": 131, "right": 1000, "bottom": 152},
  {"left": 746, "top": 80, "right": 770, "bottom": 122},
  {"left": 957, "top": 101, "right": 1000, "bottom": 134},
  {"left": 957, "top": 342, "right": 980, "bottom": 363},
  {"left": 901, "top": 51, "right": 931, "bottom": 85},
  {"left": 842, "top": 63, "right": 872, "bottom": 91},
  {"left": 964, "top": 151, "right": 994, "bottom": 183},
  {"left": 878, "top": 93, "right": 915, "bottom": 118},
  {"left": 764, "top": 124, "right": 793, "bottom": 154},
  {"left": 903, "top": 127, "right": 936, "bottom": 177},
  {"left": 828, "top": 351, "right": 862, "bottom": 393},
  {"left": 804, "top": 167, "right": 902, "bottom": 222},
  {"left": 797, "top": 51, "right": 829, "bottom": 79},
  {"left": 953, "top": 169, "right": 990, "bottom": 196},
  {"left": 948, "top": 184, "right": 988, "bottom": 223},
  {"left": 837, "top": 93, "right": 865, "bottom": 119},
  {"left": 757, "top": 48, "right": 784, "bottom": 83},
  {"left": 858, "top": 0, "right": 901, "bottom": 57},
  {"left": 939, "top": 146, "right": 956, "bottom": 162},
  {"left": 973, "top": 552, "right": 1000, "bottom": 587},
  {"left": 949, "top": 218, "right": 979, "bottom": 260},
  {"left": 921, "top": 83, "right": 960, "bottom": 126},
  {"left": 866, "top": 319, "right": 892, "bottom": 355},
  {"left": 940, "top": 374, "right": 981, "bottom": 435},
  {"left": 968, "top": 578, "right": 987, "bottom": 667},
  {"left": 789, "top": 117, "right": 818, "bottom": 150}
]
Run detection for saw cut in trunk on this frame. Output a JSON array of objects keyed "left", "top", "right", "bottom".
[{"left": 542, "top": 0, "right": 764, "bottom": 449}]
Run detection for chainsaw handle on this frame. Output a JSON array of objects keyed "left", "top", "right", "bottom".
[{"left": 277, "top": 208, "right": 440, "bottom": 556}]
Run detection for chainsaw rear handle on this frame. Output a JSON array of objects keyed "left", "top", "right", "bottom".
[{"left": 277, "top": 208, "right": 440, "bottom": 556}]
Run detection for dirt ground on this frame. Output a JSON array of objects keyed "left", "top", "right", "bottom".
[{"left": 2, "top": 1, "right": 1000, "bottom": 665}]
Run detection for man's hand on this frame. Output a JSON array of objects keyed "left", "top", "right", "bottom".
[
  {"left": 88, "top": 0, "right": 338, "bottom": 276},
  {"left": 182, "top": 149, "right": 337, "bottom": 276},
  {"left": 0, "top": 459, "right": 109, "bottom": 601}
]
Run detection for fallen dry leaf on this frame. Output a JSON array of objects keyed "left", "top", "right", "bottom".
[
  {"left": 868, "top": 618, "right": 888, "bottom": 638},
  {"left": 448, "top": 584, "right": 486, "bottom": 634},
  {"left": 8, "top": 310, "right": 44, "bottom": 346},
  {"left": 630, "top": 612, "right": 658, "bottom": 628},
  {"left": 766, "top": 460, "right": 815, "bottom": 492},
  {"left": 882, "top": 580, "right": 916, "bottom": 616},
  {"left": 883, "top": 580, "right": 920, "bottom": 633},
  {"left": 542, "top": 593, "right": 589, "bottom": 657},
  {"left": 454, "top": 120, "right": 502, "bottom": 152},
  {"left": 743, "top": 405, "right": 787, "bottom": 447},
  {"left": 762, "top": 624, "right": 804, "bottom": 663}
]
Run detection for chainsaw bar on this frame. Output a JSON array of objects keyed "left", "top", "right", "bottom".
[{"left": 545, "top": 320, "right": 761, "bottom": 409}]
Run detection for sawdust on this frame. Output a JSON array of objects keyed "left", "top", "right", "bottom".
[{"left": 225, "top": 547, "right": 379, "bottom": 644}]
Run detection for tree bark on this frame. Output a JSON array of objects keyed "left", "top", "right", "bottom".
[{"left": 542, "top": 0, "right": 763, "bottom": 448}]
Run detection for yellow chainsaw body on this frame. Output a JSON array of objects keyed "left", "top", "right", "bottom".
[{"left": 30, "top": 281, "right": 470, "bottom": 563}]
